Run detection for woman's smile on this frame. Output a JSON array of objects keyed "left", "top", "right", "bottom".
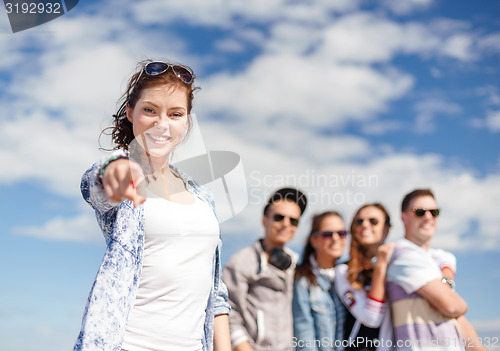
[{"left": 146, "top": 132, "right": 173, "bottom": 144}]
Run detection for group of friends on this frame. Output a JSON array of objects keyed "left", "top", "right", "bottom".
[
  {"left": 72, "top": 59, "right": 482, "bottom": 351},
  {"left": 223, "top": 187, "right": 482, "bottom": 351}
]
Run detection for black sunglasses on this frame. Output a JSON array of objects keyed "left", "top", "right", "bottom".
[
  {"left": 354, "top": 218, "right": 379, "bottom": 226},
  {"left": 313, "top": 230, "right": 348, "bottom": 239},
  {"left": 272, "top": 214, "right": 299, "bottom": 227},
  {"left": 413, "top": 208, "right": 440, "bottom": 217},
  {"left": 140, "top": 61, "right": 194, "bottom": 84}
]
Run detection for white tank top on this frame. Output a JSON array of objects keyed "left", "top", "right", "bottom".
[{"left": 122, "top": 194, "right": 220, "bottom": 351}]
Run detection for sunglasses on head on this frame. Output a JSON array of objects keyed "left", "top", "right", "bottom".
[
  {"left": 140, "top": 61, "right": 194, "bottom": 84},
  {"left": 272, "top": 214, "right": 299, "bottom": 227},
  {"left": 355, "top": 218, "right": 379, "bottom": 226},
  {"left": 413, "top": 208, "right": 440, "bottom": 217},
  {"left": 313, "top": 230, "right": 348, "bottom": 239}
]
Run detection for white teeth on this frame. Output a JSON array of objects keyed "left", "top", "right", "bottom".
[{"left": 149, "top": 134, "right": 170, "bottom": 141}]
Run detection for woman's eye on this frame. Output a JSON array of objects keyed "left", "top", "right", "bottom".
[
  {"left": 171, "top": 112, "right": 184, "bottom": 119},
  {"left": 144, "top": 107, "right": 155, "bottom": 114}
]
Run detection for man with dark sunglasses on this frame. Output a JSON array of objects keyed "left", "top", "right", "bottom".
[
  {"left": 223, "top": 188, "right": 307, "bottom": 351},
  {"left": 386, "top": 189, "right": 469, "bottom": 351}
]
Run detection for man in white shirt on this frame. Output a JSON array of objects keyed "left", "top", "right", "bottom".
[{"left": 386, "top": 188, "right": 468, "bottom": 351}]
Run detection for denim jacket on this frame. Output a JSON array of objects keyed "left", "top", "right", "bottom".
[
  {"left": 73, "top": 151, "right": 230, "bottom": 351},
  {"left": 293, "top": 265, "right": 345, "bottom": 351}
]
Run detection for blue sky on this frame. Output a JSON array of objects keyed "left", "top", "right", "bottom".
[{"left": 1, "top": 0, "right": 500, "bottom": 350}]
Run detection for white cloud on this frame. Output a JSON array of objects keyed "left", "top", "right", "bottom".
[
  {"left": 198, "top": 54, "right": 414, "bottom": 128},
  {"left": 318, "top": 14, "right": 433, "bottom": 63},
  {"left": 233, "top": 28, "right": 267, "bottom": 47},
  {"left": 0, "top": 113, "right": 101, "bottom": 196},
  {"left": 0, "top": 3, "right": 10, "bottom": 30},
  {"left": 485, "top": 88, "right": 500, "bottom": 106},
  {"left": 413, "top": 99, "right": 461, "bottom": 133},
  {"left": 361, "top": 120, "right": 403, "bottom": 135},
  {"left": 478, "top": 33, "right": 500, "bottom": 54},
  {"left": 485, "top": 110, "right": 500, "bottom": 132},
  {"left": 469, "top": 110, "right": 500, "bottom": 133},
  {"left": 264, "top": 22, "right": 322, "bottom": 55},
  {"left": 0, "top": 36, "right": 23, "bottom": 69},
  {"left": 12, "top": 211, "right": 102, "bottom": 242},
  {"left": 382, "top": 0, "right": 434, "bottom": 15},
  {"left": 469, "top": 118, "right": 485, "bottom": 129},
  {"left": 200, "top": 119, "right": 375, "bottom": 167},
  {"left": 441, "top": 34, "right": 476, "bottom": 61},
  {"left": 14, "top": 45, "right": 134, "bottom": 120},
  {"left": 429, "top": 18, "right": 472, "bottom": 36},
  {"left": 430, "top": 67, "right": 443, "bottom": 78},
  {"left": 312, "top": 13, "right": 492, "bottom": 64},
  {"left": 215, "top": 39, "right": 246, "bottom": 53},
  {"left": 129, "top": 0, "right": 360, "bottom": 28}
]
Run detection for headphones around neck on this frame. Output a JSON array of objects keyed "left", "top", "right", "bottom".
[{"left": 260, "top": 240, "right": 292, "bottom": 271}]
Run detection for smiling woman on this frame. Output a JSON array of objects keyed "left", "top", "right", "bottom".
[
  {"left": 334, "top": 203, "right": 394, "bottom": 351},
  {"left": 292, "top": 211, "right": 348, "bottom": 351},
  {"left": 108, "top": 61, "right": 196, "bottom": 153},
  {"left": 73, "top": 59, "right": 231, "bottom": 351}
]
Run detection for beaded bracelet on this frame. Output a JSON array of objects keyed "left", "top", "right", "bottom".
[{"left": 99, "top": 155, "right": 129, "bottom": 181}]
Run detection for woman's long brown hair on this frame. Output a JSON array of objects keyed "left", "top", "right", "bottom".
[
  {"left": 99, "top": 59, "right": 199, "bottom": 150},
  {"left": 347, "top": 203, "right": 391, "bottom": 290}
]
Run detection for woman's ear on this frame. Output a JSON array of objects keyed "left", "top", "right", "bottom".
[
  {"left": 310, "top": 235, "right": 318, "bottom": 250},
  {"left": 382, "top": 225, "right": 390, "bottom": 241},
  {"left": 126, "top": 104, "right": 133, "bottom": 123}
]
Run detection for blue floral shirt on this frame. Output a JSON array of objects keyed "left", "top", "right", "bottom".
[{"left": 73, "top": 151, "right": 230, "bottom": 351}]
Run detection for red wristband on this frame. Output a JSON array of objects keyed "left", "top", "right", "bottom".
[{"left": 368, "top": 295, "right": 385, "bottom": 303}]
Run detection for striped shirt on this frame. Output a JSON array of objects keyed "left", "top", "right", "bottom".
[{"left": 386, "top": 239, "right": 464, "bottom": 351}]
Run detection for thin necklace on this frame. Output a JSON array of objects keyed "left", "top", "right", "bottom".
[
  {"left": 141, "top": 132, "right": 170, "bottom": 200},
  {"left": 161, "top": 168, "right": 170, "bottom": 200},
  {"left": 141, "top": 133, "right": 157, "bottom": 183}
]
